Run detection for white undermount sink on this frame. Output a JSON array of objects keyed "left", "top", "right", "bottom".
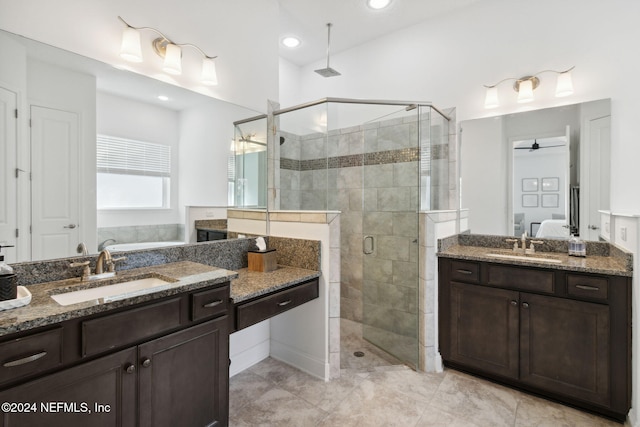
[
  {"left": 51, "top": 276, "right": 175, "bottom": 306},
  {"left": 487, "top": 253, "right": 562, "bottom": 264}
]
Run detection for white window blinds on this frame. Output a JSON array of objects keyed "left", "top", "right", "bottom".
[{"left": 97, "top": 135, "right": 171, "bottom": 177}]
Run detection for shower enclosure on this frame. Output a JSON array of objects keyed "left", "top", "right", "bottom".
[{"left": 232, "top": 98, "right": 451, "bottom": 369}]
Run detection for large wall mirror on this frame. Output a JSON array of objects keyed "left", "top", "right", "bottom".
[
  {"left": 0, "top": 28, "right": 261, "bottom": 263},
  {"left": 460, "top": 99, "right": 610, "bottom": 241}
]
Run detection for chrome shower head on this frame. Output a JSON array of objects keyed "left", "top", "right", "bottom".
[
  {"left": 315, "top": 23, "right": 341, "bottom": 78},
  {"left": 314, "top": 67, "right": 341, "bottom": 77}
]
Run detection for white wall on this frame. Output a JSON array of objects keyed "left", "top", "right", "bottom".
[
  {"left": 0, "top": 0, "right": 279, "bottom": 113},
  {"left": 291, "top": 0, "right": 640, "bottom": 215},
  {"left": 96, "top": 92, "right": 180, "bottom": 228},
  {"left": 278, "top": 57, "right": 302, "bottom": 109}
]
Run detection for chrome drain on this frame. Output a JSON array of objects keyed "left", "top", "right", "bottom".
[{"left": 353, "top": 351, "right": 365, "bottom": 357}]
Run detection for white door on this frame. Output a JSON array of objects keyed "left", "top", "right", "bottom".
[
  {"left": 583, "top": 116, "right": 611, "bottom": 241},
  {"left": 31, "top": 106, "right": 80, "bottom": 260},
  {"left": 0, "top": 87, "right": 17, "bottom": 263}
]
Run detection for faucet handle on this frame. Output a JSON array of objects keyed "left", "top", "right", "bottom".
[
  {"left": 528, "top": 240, "right": 545, "bottom": 253},
  {"left": 69, "top": 261, "right": 91, "bottom": 280},
  {"left": 107, "top": 256, "right": 127, "bottom": 272},
  {"left": 505, "top": 238, "right": 518, "bottom": 251}
]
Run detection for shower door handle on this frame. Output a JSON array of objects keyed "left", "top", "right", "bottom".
[{"left": 363, "top": 235, "right": 374, "bottom": 255}]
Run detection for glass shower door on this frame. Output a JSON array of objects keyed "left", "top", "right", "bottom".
[{"left": 361, "top": 106, "right": 420, "bottom": 369}]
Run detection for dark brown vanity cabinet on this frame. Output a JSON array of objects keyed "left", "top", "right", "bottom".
[
  {"left": 439, "top": 258, "right": 631, "bottom": 421},
  {"left": 449, "top": 282, "right": 520, "bottom": 379},
  {"left": 138, "top": 317, "right": 228, "bottom": 427},
  {"left": 0, "top": 283, "right": 230, "bottom": 427},
  {"left": 0, "top": 347, "right": 137, "bottom": 427}
]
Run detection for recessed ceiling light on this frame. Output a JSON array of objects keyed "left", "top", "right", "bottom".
[
  {"left": 367, "top": 0, "right": 391, "bottom": 10},
  {"left": 281, "top": 36, "right": 301, "bottom": 48},
  {"left": 157, "top": 95, "right": 169, "bottom": 101}
]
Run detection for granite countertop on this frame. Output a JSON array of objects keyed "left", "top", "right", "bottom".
[
  {"left": 231, "top": 266, "right": 321, "bottom": 303},
  {"left": 438, "top": 244, "right": 632, "bottom": 277},
  {"left": 0, "top": 261, "right": 237, "bottom": 337},
  {"left": 196, "top": 227, "right": 227, "bottom": 232}
]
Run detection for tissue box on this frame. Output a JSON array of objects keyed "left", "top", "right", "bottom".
[{"left": 248, "top": 249, "right": 277, "bottom": 272}]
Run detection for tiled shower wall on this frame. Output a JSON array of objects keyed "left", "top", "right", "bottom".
[{"left": 279, "top": 112, "right": 451, "bottom": 350}]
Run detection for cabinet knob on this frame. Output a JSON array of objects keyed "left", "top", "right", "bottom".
[
  {"left": 510, "top": 300, "right": 518, "bottom": 306},
  {"left": 125, "top": 363, "right": 136, "bottom": 374},
  {"left": 522, "top": 302, "right": 529, "bottom": 308},
  {"left": 141, "top": 358, "right": 151, "bottom": 368}
]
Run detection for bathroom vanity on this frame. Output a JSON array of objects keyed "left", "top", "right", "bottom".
[
  {"left": 0, "top": 262, "right": 235, "bottom": 427},
  {"left": 0, "top": 259, "right": 320, "bottom": 427},
  {"left": 438, "top": 238, "right": 632, "bottom": 421}
]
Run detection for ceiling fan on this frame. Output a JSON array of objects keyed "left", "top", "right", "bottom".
[{"left": 514, "top": 139, "right": 566, "bottom": 152}]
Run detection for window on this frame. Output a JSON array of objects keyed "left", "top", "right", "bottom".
[{"left": 97, "top": 135, "right": 171, "bottom": 209}]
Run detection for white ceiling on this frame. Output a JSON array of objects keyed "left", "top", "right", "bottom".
[{"left": 278, "top": 0, "right": 483, "bottom": 66}]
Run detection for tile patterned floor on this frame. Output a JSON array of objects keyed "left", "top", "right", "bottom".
[{"left": 229, "top": 319, "right": 626, "bottom": 427}]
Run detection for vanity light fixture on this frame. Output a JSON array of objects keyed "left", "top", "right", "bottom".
[
  {"left": 117, "top": 16, "right": 218, "bottom": 86},
  {"left": 483, "top": 66, "right": 574, "bottom": 108}
]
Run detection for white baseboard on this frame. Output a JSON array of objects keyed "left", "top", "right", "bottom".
[
  {"left": 270, "top": 339, "right": 329, "bottom": 381},
  {"left": 627, "top": 408, "right": 637, "bottom": 427},
  {"left": 229, "top": 339, "right": 270, "bottom": 377}
]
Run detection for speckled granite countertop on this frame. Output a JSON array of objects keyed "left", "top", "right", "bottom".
[
  {"left": 231, "top": 266, "right": 321, "bottom": 303},
  {"left": 0, "top": 261, "right": 321, "bottom": 337},
  {"left": 438, "top": 241, "right": 632, "bottom": 277},
  {"left": 0, "top": 261, "right": 237, "bottom": 337}
]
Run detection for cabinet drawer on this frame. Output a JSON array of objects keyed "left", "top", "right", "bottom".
[
  {"left": 450, "top": 260, "right": 480, "bottom": 283},
  {"left": 236, "top": 279, "right": 319, "bottom": 330},
  {"left": 0, "top": 328, "right": 63, "bottom": 385},
  {"left": 192, "top": 284, "right": 230, "bottom": 321},
  {"left": 567, "top": 274, "right": 608, "bottom": 301},
  {"left": 82, "top": 298, "right": 182, "bottom": 357},
  {"left": 487, "top": 264, "right": 554, "bottom": 294}
]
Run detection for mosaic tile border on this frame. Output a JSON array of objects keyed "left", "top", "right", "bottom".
[{"left": 281, "top": 147, "right": 420, "bottom": 172}]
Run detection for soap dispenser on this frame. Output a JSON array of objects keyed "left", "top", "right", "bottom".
[
  {"left": 0, "top": 245, "right": 16, "bottom": 301},
  {"left": 568, "top": 235, "right": 586, "bottom": 257}
]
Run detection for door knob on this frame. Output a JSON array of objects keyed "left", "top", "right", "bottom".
[
  {"left": 522, "top": 302, "right": 530, "bottom": 308},
  {"left": 589, "top": 225, "right": 600, "bottom": 230},
  {"left": 141, "top": 358, "right": 151, "bottom": 368},
  {"left": 125, "top": 363, "right": 136, "bottom": 374},
  {"left": 510, "top": 300, "right": 518, "bottom": 306},
  {"left": 63, "top": 224, "right": 77, "bottom": 229}
]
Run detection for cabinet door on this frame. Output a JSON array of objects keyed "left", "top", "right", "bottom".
[
  {"left": 449, "top": 282, "right": 520, "bottom": 379},
  {"left": 138, "top": 316, "right": 229, "bottom": 427},
  {"left": 0, "top": 347, "right": 136, "bottom": 427},
  {"left": 520, "top": 293, "right": 610, "bottom": 406}
]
